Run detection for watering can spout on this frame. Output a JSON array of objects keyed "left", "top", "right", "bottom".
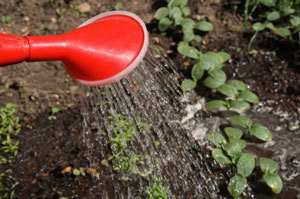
[{"left": 0, "top": 11, "right": 149, "bottom": 86}]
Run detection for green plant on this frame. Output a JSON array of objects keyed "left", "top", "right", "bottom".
[
  {"left": 154, "top": 0, "right": 283, "bottom": 198},
  {"left": 108, "top": 113, "right": 146, "bottom": 179},
  {"left": 114, "top": 2, "right": 123, "bottom": 10},
  {"left": 245, "top": 0, "right": 300, "bottom": 48},
  {"left": 207, "top": 116, "right": 282, "bottom": 198},
  {"left": 154, "top": 0, "right": 213, "bottom": 43},
  {"left": 0, "top": 169, "right": 18, "bottom": 198},
  {"left": 0, "top": 83, "right": 9, "bottom": 94},
  {"left": 147, "top": 176, "right": 168, "bottom": 199},
  {"left": 72, "top": 168, "right": 86, "bottom": 177},
  {"left": 1, "top": 15, "right": 13, "bottom": 24},
  {"left": 0, "top": 103, "right": 21, "bottom": 164},
  {"left": 48, "top": 107, "right": 60, "bottom": 121}
]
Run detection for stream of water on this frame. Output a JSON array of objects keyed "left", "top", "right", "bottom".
[
  {"left": 79, "top": 44, "right": 235, "bottom": 198},
  {"left": 78, "top": 43, "right": 300, "bottom": 198}
]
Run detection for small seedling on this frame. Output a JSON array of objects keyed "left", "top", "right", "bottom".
[
  {"left": 0, "top": 103, "right": 21, "bottom": 164},
  {"left": 48, "top": 107, "right": 60, "bottom": 121},
  {"left": 108, "top": 113, "right": 147, "bottom": 179},
  {"left": 147, "top": 176, "right": 168, "bottom": 199},
  {"left": 154, "top": 0, "right": 213, "bottom": 43},
  {"left": 114, "top": 3, "right": 123, "bottom": 10},
  {"left": 72, "top": 168, "right": 86, "bottom": 177},
  {"left": 206, "top": 116, "right": 282, "bottom": 198},
  {"left": 0, "top": 169, "right": 18, "bottom": 198},
  {"left": 245, "top": 0, "right": 300, "bottom": 48}
]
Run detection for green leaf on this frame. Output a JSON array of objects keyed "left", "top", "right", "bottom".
[
  {"left": 195, "top": 21, "right": 213, "bottom": 32},
  {"left": 181, "top": 18, "right": 195, "bottom": 31},
  {"left": 205, "top": 52, "right": 224, "bottom": 65},
  {"left": 177, "top": 42, "right": 199, "bottom": 59},
  {"left": 217, "top": 84, "right": 239, "bottom": 97},
  {"left": 226, "top": 80, "right": 247, "bottom": 91},
  {"left": 72, "top": 169, "right": 81, "bottom": 176},
  {"left": 267, "top": 11, "right": 280, "bottom": 21},
  {"left": 224, "top": 127, "right": 243, "bottom": 140},
  {"left": 229, "top": 100, "right": 251, "bottom": 110},
  {"left": 191, "top": 62, "right": 204, "bottom": 80},
  {"left": 114, "top": 3, "right": 123, "bottom": 10},
  {"left": 238, "top": 90, "right": 259, "bottom": 104},
  {"left": 275, "top": 27, "right": 291, "bottom": 37},
  {"left": 180, "top": 79, "right": 196, "bottom": 92},
  {"left": 263, "top": 173, "right": 283, "bottom": 194},
  {"left": 158, "top": 17, "right": 173, "bottom": 32},
  {"left": 237, "top": 153, "right": 256, "bottom": 177},
  {"left": 265, "top": 22, "right": 275, "bottom": 30},
  {"left": 179, "top": 0, "right": 188, "bottom": 7},
  {"left": 235, "top": 139, "right": 246, "bottom": 149},
  {"left": 223, "top": 142, "right": 242, "bottom": 160},
  {"left": 252, "top": 22, "right": 266, "bottom": 32},
  {"left": 206, "top": 132, "right": 227, "bottom": 147},
  {"left": 154, "top": 7, "right": 169, "bottom": 20},
  {"left": 228, "top": 175, "right": 247, "bottom": 198},
  {"left": 259, "top": 157, "right": 278, "bottom": 173},
  {"left": 282, "top": 7, "right": 295, "bottom": 16},
  {"left": 212, "top": 148, "right": 232, "bottom": 164},
  {"left": 259, "top": 0, "right": 274, "bottom": 7},
  {"left": 290, "top": 15, "right": 300, "bottom": 27},
  {"left": 206, "top": 100, "right": 227, "bottom": 110},
  {"left": 170, "top": 7, "right": 182, "bottom": 25},
  {"left": 199, "top": 52, "right": 224, "bottom": 70},
  {"left": 229, "top": 115, "right": 252, "bottom": 128},
  {"left": 181, "top": 6, "right": 191, "bottom": 16},
  {"left": 203, "top": 69, "right": 227, "bottom": 89},
  {"left": 249, "top": 123, "right": 272, "bottom": 142},
  {"left": 218, "top": 52, "right": 231, "bottom": 62},
  {"left": 168, "top": 0, "right": 182, "bottom": 8},
  {"left": 183, "top": 28, "right": 195, "bottom": 42},
  {"left": 193, "top": 35, "right": 202, "bottom": 42}
]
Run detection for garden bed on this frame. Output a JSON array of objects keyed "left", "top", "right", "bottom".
[{"left": 0, "top": 0, "right": 299, "bottom": 198}]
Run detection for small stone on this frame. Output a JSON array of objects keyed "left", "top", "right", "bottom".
[
  {"left": 50, "top": 17, "right": 57, "bottom": 23},
  {"left": 101, "top": 159, "right": 109, "bottom": 167},
  {"left": 78, "top": 3, "right": 91, "bottom": 13},
  {"left": 23, "top": 16, "right": 30, "bottom": 22},
  {"left": 21, "top": 27, "right": 29, "bottom": 36},
  {"left": 61, "top": 166, "right": 72, "bottom": 174},
  {"left": 85, "top": 168, "right": 98, "bottom": 177}
]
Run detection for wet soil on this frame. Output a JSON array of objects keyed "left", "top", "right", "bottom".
[{"left": 0, "top": 0, "right": 299, "bottom": 198}]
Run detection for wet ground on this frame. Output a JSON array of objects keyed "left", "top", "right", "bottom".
[{"left": 0, "top": 0, "right": 299, "bottom": 198}]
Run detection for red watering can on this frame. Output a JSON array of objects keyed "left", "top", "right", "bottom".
[{"left": 0, "top": 11, "right": 149, "bottom": 86}]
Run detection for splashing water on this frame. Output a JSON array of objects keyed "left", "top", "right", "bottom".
[{"left": 79, "top": 44, "right": 254, "bottom": 198}]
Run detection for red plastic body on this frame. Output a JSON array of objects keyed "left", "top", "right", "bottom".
[{"left": 0, "top": 11, "right": 148, "bottom": 86}]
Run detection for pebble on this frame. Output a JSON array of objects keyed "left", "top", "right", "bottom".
[
  {"left": 78, "top": 3, "right": 91, "bottom": 13},
  {"left": 101, "top": 159, "right": 109, "bottom": 167}
]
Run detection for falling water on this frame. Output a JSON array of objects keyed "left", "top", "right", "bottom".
[{"left": 79, "top": 44, "right": 253, "bottom": 198}]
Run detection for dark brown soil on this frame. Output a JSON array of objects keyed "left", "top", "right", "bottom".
[{"left": 0, "top": 0, "right": 299, "bottom": 198}]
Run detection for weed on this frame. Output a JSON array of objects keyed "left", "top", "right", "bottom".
[
  {"left": 0, "top": 169, "right": 18, "bottom": 198},
  {"left": 48, "top": 107, "right": 60, "bottom": 121},
  {"left": 147, "top": 176, "right": 168, "bottom": 199},
  {"left": 108, "top": 113, "right": 146, "bottom": 179},
  {"left": 1, "top": 15, "right": 13, "bottom": 24},
  {"left": 114, "top": 3, "right": 123, "bottom": 10},
  {"left": 0, "top": 103, "right": 21, "bottom": 164},
  {"left": 0, "top": 103, "right": 20, "bottom": 198},
  {"left": 0, "top": 83, "right": 9, "bottom": 94}
]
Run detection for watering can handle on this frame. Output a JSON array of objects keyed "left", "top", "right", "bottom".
[{"left": 0, "top": 33, "right": 67, "bottom": 66}]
